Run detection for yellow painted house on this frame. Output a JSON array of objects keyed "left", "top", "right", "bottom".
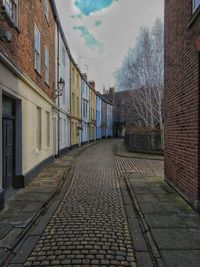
[
  {"left": 70, "top": 62, "right": 81, "bottom": 147},
  {"left": 88, "top": 81, "right": 96, "bottom": 141}
]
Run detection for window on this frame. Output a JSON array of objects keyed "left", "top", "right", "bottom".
[
  {"left": 34, "top": 23, "right": 41, "bottom": 73},
  {"left": 63, "top": 119, "right": 66, "bottom": 143},
  {"left": 62, "top": 83, "right": 66, "bottom": 105},
  {"left": 45, "top": 46, "right": 49, "bottom": 84},
  {"left": 193, "top": 0, "right": 200, "bottom": 11},
  {"left": 72, "top": 68, "right": 75, "bottom": 84},
  {"left": 46, "top": 111, "right": 50, "bottom": 147},
  {"left": 3, "top": 0, "right": 18, "bottom": 26},
  {"left": 62, "top": 46, "right": 66, "bottom": 66},
  {"left": 77, "top": 97, "right": 79, "bottom": 115},
  {"left": 36, "top": 107, "right": 42, "bottom": 151},
  {"left": 43, "top": 0, "right": 49, "bottom": 21},
  {"left": 72, "top": 93, "right": 75, "bottom": 114}
]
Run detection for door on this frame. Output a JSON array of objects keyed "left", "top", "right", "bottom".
[{"left": 2, "top": 119, "right": 14, "bottom": 190}]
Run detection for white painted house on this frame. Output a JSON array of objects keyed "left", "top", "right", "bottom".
[{"left": 55, "top": 23, "right": 71, "bottom": 155}]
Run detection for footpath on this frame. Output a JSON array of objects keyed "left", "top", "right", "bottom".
[
  {"left": 116, "top": 140, "right": 200, "bottom": 267},
  {"left": 0, "top": 142, "right": 97, "bottom": 266}
]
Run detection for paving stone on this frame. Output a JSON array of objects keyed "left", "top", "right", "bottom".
[
  {"left": 161, "top": 250, "right": 200, "bottom": 267},
  {"left": 135, "top": 252, "right": 154, "bottom": 267},
  {"left": 152, "top": 228, "right": 200, "bottom": 249},
  {"left": 0, "top": 223, "right": 12, "bottom": 239},
  {"left": 144, "top": 214, "right": 186, "bottom": 228}
]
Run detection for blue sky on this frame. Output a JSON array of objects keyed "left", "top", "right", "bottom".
[
  {"left": 56, "top": 0, "right": 164, "bottom": 92},
  {"left": 74, "top": 0, "right": 117, "bottom": 16}
]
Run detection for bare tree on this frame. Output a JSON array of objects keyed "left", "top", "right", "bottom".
[{"left": 114, "top": 18, "right": 164, "bottom": 129}]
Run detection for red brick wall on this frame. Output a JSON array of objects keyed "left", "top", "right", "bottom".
[
  {"left": 0, "top": 0, "right": 56, "bottom": 100},
  {"left": 164, "top": 0, "right": 199, "bottom": 205}
]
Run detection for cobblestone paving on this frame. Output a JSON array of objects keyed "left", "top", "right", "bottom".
[
  {"left": 114, "top": 156, "right": 164, "bottom": 177},
  {"left": 23, "top": 141, "right": 136, "bottom": 267}
]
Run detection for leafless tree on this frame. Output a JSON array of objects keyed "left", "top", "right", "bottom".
[{"left": 114, "top": 18, "right": 164, "bottom": 129}]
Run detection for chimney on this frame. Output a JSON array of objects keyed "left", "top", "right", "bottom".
[
  {"left": 89, "top": 81, "right": 95, "bottom": 91},
  {"left": 109, "top": 87, "right": 115, "bottom": 95},
  {"left": 82, "top": 73, "right": 87, "bottom": 81}
]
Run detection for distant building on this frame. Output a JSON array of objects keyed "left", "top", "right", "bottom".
[
  {"left": 165, "top": 0, "right": 200, "bottom": 209},
  {"left": 81, "top": 74, "right": 89, "bottom": 144},
  {"left": 89, "top": 81, "right": 96, "bottom": 141},
  {"left": 96, "top": 93, "right": 102, "bottom": 140},
  {"left": 70, "top": 62, "right": 81, "bottom": 147}
]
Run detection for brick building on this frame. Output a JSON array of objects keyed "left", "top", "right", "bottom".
[
  {"left": 0, "top": 0, "right": 57, "bottom": 208},
  {"left": 165, "top": 0, "right": 200, "bottom": 209}
]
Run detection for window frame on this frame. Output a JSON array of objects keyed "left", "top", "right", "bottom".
[
  {"left": 34, "top": 23, "right": 41, "bottom": 74},
  {"left": 3, "top": 0, "right": 18, "bottom": 27},
  {"left": 43, "top": 0, "right": 49, "bottom": 22},
  {"left": 45, "top": 45, "right": 49, "bottom": 85},
  {"left": 193, "top": 0, "right": 200, "bottom": 12}
]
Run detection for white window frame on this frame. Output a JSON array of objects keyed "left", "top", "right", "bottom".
[
  {"left": 62, "top": 46, "right": 66, "bottom": 66},
  {"left": 193, "top": 0, "right": 200, "bottom": 11},
  {"left": 34, "top": 23, "right": 41, "bottom": 74},
  {"left": 44, "top": 0, "right": 49, "bottom": 21},
  {"left": 3, "top": 0, "right": 18, "bottom": 27},
  {"left": 45, "top": 46, "right": 49, "bottom": 84},
  {"left": 46, "top": 111, "right": 50, "bottom": 147},
  {"left": 36, "top": 106, "right": 42, "bottom": 151}
]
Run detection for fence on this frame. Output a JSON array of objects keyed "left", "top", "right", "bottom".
[{"left": 125, "top": 132, "right": 163, "bottom": 154}]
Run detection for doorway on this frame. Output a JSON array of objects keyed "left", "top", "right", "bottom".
[{"left": 2, "top": 95, "right": 15, "bottom": 192}]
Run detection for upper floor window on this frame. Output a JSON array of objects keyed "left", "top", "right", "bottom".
[
  {"left": 3, "top": 0, "right": 18, "bottom": 27},
  {"left": 62, "top": 46, "right": 66, "bottom": 66},
  {"left": 34, "top": 23, "right": 41, "bottom": 74},
  {"left": 45, "top": 46, "right": 49, "bottom": 84},
  {"left": 193, "top": 0, "right": 200, "bottom": 11},
  {"left": 43, "top": 0, "right": 49, "bottom": 21}
]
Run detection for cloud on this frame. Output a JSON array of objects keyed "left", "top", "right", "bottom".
[
  {"left": 74, "top": 0, "right": 118, "bottom": 16},
  {"left": 95, "top": 20, "right": 102, "bottom": 27},
  {"left": 73, "top": 26, "right": 104, "bottom": 51},
  {"left": 70, "top": 14, "right": 83, "bottom": 19}
]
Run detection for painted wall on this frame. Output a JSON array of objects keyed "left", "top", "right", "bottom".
[
  {"left": 55, "top": 26, "right": 71, "bottom": 151},
  {"left": 0, "top": 61, "right": 55, "bottom": 180},
  {"left": 70, "top": 62, "right": 81, "bottom": 146},
  {"left": 96, "top": 95, "right": 102, "bottom": 139},
  {"left": 81, "top": 79, "right": 89, "bottom": 143},
  {"left": 107, "top": 104, "right": 113, "bottom": 137},
  {"left": 89, "top": 89, "right": 96, "bottom": 141}
]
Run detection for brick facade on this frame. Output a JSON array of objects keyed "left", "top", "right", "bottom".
[
  {"left": 164, "top": 0, "right": 200, "bottom": 207},
  {"left": 0, "top": 0, "right": 56, "bottom": 99}
]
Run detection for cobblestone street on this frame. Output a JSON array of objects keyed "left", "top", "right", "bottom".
[{"left": 8, "top": 140, "right": 165, "bottom": 267}]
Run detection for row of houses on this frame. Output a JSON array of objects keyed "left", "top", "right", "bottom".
[{"left": 0, "top": 0, "right": 113, "bottom": 210}]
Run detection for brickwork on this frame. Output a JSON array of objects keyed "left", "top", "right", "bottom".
[
  {"left": 164, "top": 0, "right": 200, "bottom": 206},
  {"left": 0, "top": 0, "right": 56, "bottom": 99}
]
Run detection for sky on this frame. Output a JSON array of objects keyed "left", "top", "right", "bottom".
[{"left": 56, "top": 0, "right": 164, "bottom": 92}]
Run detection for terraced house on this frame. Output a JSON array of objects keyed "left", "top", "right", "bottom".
[
  {"left": 81, "top": 74, "right": 89, "bottom": 144},
  {"left": 70, "top": 62, "right": 81, "bottom": 147},
  {"left": 0, "top": 0, "right": 114, "bottom": 210},
  {"left": 89, "top": 81, "right": 96, "bottom": 141},
  {"left": 0, "top": 0, "right": 57, "bottom": 208}
]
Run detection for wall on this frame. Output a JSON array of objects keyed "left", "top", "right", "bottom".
[
  {"left": 70, "top": 62, "right": 81, "bottom": 146},
  {"left": 96, "top": 96, "right": 102, "bottom": 139},
  {"left": 164, "top": 0, "right": 199, "bottom": 207},
  {"left": 0, "top": 0, "right": 56, "bottom": 99},
  {"left": 0, "top": 60, "right": 54, "bottom": 180}
]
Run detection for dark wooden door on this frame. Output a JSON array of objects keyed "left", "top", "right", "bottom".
[{"left": 2, "top": 118, "right": 14, "bottom": 190}]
